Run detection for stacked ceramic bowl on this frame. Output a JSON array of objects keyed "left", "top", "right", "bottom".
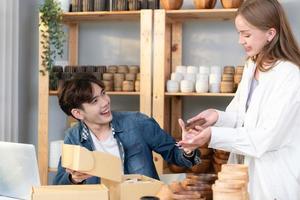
[
  {"left": 234, "top": 65, "right": 244, "bottom": 90},
  {"left": 103, "top": 65, "right": 140, "bottom": 91},
  {"left": 209, "top": 65, "right": 222, "bottom": 93},
  {"left": 212, "top": 149, "right": 230, "bottom": 173},
  {"left": 196, "top": 66, "right": 210, "bottom": 93},
  {"left": 168, "top": 173, "right": 217, "bottom": 200},
  {"left": 169, "top": 181, "right": 204, "bottom": 200},
  {"left": 220, "top": 66, "right": 235, "bottom": 93},
  {"left": 213, "top": 164, "right": 249, "bottom": 200}
]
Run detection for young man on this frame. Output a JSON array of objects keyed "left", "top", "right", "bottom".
[{"left": 54, "top": 73, "right": 201, "bottom": 185}]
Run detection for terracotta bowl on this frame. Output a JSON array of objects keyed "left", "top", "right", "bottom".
[
  {"left": 193, "top": 0, "right": 217, "bottom": 9},
  {"left": 186, "top": 173, "right": 217, "bottom": 183},
  {"left": 212, "top": 161, "right": 222, "bottom": 173},
  {"left": 213, "top": 154, "right": 228, "bottom": 165},
  {"left": 199, "top": 148, "right": 213, "bottom": 158},
  {"left": 161, "top": 0, "right": 183, "bottom": 10},
  {"left": 221, "top": 0, "right": 244, "bottom": 9},
  {"left": 168, "top": 163, "right": 187, "bottom": 173},
  {"left": 189, "top": 159, "right": 211, "bottom": 173}
]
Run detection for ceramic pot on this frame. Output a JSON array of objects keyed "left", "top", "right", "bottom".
[
  {"left": 161, "top": 0, "right": 183, "bottom": 10},
  {"left": 193, "top": 0, "right": 216, "bottom": 9},
  {"left": 221, "top": 0, "right": 244, "bottom": 9}
]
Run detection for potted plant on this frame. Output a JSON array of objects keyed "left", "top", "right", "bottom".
[{"left": 39, "top": 0, "right": 66, "bottom": 89}]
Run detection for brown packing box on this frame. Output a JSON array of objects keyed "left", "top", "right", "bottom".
[
  {"left": 31, "top": 184, "right": 109, "bottom": 200},
  {"left": 62, "top": 144, "right": 164, "bottom": 200}
]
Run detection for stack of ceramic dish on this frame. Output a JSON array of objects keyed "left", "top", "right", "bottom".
[
  {"left": 209, "top": 65, "right": 222, "bottom": 93},
  {"left": 212, "top": 149, "right": 230, "bottom": 173},
  {"left": 196, "top": 66, "right": 210, "bottom": 93},
  {"left": 213, "top": 164, "right": 249, "bottom": 200},
  {"left": 220, "top": 66, "right": 235, "bottom": 93}
]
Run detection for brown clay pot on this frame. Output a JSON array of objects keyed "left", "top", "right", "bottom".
[
  {"left": 189, "top": 159, "right": 211, "bottom": 173},
  {"left": 161, "top": 0, "right": 183, "bottom": 10},
  {"left": 193, "top": 0, "right": 217, "bottom": 9},
  {"left": 221, "top": 0, "right": 244, "bottom": 9},
  {"left": 168, "top": 163, "right": 187, "bottom": 173}
]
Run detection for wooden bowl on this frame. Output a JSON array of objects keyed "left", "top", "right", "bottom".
[
  {"left": 172, "top": 190, "right": 202, "bottom": 200},
  {"left": 161, "top": 0, "right": 183, "bottom": 10},
  {"left": 213, "top": 155, "right": 228, "bottom": 165},
  {"left": 193, "top": 0, "right": 217, "bottom": 9},
  {"left": 218, "top": 171, "right": 248, "bottom": 182},
  {"left": 186, "top": 173, "right": 217, "bottom": 183},
  {"left": 212, "top": 161, "right": 222, "bottom": 173},
  {"left": 221, "top": 164, "right": 248, "bottom": 175},
  {"left": 189, "top": 159, "right": 211, "bottom": 173},
  {"left": 168, "top": 163, "right": 187, "bottom": 173},
  {"left": 221, "top": 0, "right": 244, "bottom": 9},
  {"left": 199, "top": 148, "right": 213, "bottom": 158}
]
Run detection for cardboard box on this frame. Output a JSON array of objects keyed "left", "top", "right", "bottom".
[
  {"left": 31, "top": 184, "right": 109, "bottom": 200},
  {"left": 62, "top": 144, "right": 164, "bottom": 200}
]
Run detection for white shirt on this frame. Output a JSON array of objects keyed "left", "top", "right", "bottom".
[
  {"left": 210, "top": 60, "right": 300, "bottom": 200},
  {"left": 90, "top": 130, "right": 121, "bottom": 159}
]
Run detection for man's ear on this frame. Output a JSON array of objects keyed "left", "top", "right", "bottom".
[
  {"left": 71, "top": 108, "right": 84, "bottom": 121},
  {"left": 267, "top": 28, "right": 277, "bottom": 42}
]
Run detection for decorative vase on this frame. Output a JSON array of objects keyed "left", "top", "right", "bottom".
[
  {"left": 221, "top": 0, "right": 244, "bottom": 9},
  {"left": 193, "top": 0, "right": 216, "bottom": 9},
  {"left": 160, "top": 0, "right": 183, "bottom": 10}
]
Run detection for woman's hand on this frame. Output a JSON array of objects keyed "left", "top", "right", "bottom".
[
  {"left": 187, "top": 109, "right": 219, "bottom": 128},
  {"left": 178, "top": 119, "right": 203, "bottom": 153},
  {"left": 66, "top": 168, "right": 92, "bottom": 184},
  {"left": 177, "top": 126, "right": 212, "bottom": 150}
]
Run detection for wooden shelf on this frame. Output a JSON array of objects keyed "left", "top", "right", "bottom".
[
  {"left": 166, "top": 9, "right": 237, "bottom": 22},
  {"left": 49, "top": 90, "right": 139, "bottom": 96},
  {"left": 62, "top": 11, "right": 141, "bottom": 23},
  {"left": 39, "top": 10, "right": 154, "bottom": 185},
  {"left": 165, "top": 92, "right": 235, "bottom": 97}
]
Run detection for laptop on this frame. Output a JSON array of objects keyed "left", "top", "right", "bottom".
[{"left": 0, "top": 142, "right": 40, "bottom": 200}]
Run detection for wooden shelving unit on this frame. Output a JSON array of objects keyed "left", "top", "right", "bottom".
[
  {"left": 38, "top": 10, "right": 153, "bottom": 185},
  {"left": 152, "top": 9, "right": 237, "bottom": 172},
  {"left": 49, "top": 90, "right": 140, "bottom": 96}
]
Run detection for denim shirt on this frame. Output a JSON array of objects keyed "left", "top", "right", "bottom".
[{"left": 53, "top": 111, "right": 201, "bottom": 185}]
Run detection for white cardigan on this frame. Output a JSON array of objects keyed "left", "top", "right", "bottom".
[{"left": 209, "top": 60, "right": 300, "bottom": 200}]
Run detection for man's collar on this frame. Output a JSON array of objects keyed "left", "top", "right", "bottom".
[{"left": 80, "top": 121, "right": 122, "bottom": 142}]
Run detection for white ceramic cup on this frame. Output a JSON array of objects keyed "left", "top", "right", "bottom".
[
  {"left": 196, "top": 80, "right": 209, "bottom": 93},
  {"left": 171, "top": 72, "right": 184, "bottom": 82},
  {"left": 175, "top": 65, "right": 187, "bottom": 74},
  {"left": 166, "top": 80, "right": 179, "bottom": 92},
  {"left": 184, "top": 73, "right": 196, "bottom": 83},
  {"left": 209, "top": 83, "right": 220, "bottom": 93},
  {"left": 199, "top": 65, "right": 210, "bottom": 75},
  {"left": 180, "top": 80, "right": 194, "bottom": 93},
  {"left": 187, "top": 66, "right": 199, "bottom": 74}
]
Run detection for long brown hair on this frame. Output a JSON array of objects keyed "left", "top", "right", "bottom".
[{"left": 238, "top": 0, "right": 300, "bottom": 71}]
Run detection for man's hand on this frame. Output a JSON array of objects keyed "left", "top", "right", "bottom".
[
  {"left": 66, "top": 168, "right": 92, "bottom": 184},
  {"left": 178, "top": 118, "right": 199, "bottom": 153}
]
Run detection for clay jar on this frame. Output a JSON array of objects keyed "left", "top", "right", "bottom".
[
  {"left": 161, "top": 0, "right": 183, "bottom": 10},
  {"left": 221, "top": 0, "right": 244, "bottom": 9},
  {"left": 193, "top": 0, "right": 216, "bottom": 9}
]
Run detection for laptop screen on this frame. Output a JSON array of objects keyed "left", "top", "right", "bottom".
[{"left": 0, "top": 142, "right": 40, "bottom": 200}]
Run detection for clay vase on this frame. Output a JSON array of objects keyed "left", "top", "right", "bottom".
[
  {"left": 221, "top": 0, "right": 244, "bottom": 9},
  {"left": 161, "top": 0, "right": 183, "bottom": 10},
  {"left": 193, "top": 0, "right": 217, "bottom": 9}
]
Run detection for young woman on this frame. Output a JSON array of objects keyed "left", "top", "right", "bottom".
[{"left": 178, "top": 0, "right": 300, "bottom": 199}]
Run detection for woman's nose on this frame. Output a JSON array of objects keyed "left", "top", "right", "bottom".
[{"left": 239, "top": 36, "right": 245, "bottom": 45}]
